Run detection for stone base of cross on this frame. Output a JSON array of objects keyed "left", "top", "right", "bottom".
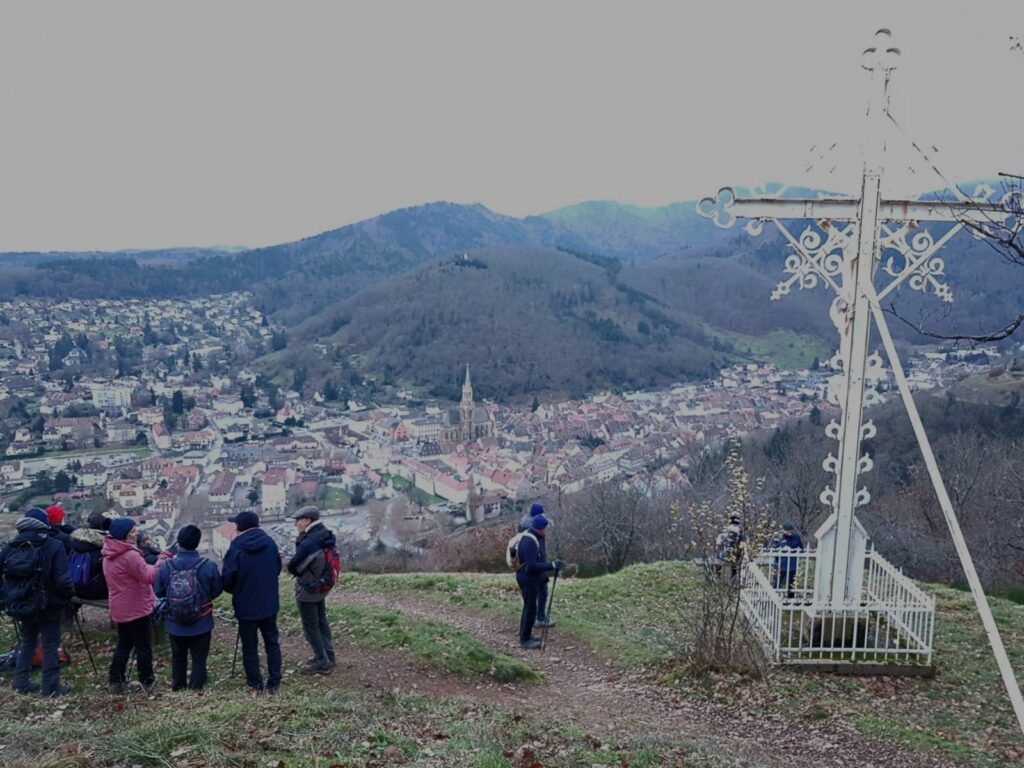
[{"left": 696, "top": 29, "right": 1024, "bottom": 734}]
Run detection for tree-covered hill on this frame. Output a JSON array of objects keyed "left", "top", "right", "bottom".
[{"left": 270, "top": 246, "right": 735, "bottom": 400}]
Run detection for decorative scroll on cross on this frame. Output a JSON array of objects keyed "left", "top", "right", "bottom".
[{"left": 696, "top": 30, "right": 1013, "bottom": 607}]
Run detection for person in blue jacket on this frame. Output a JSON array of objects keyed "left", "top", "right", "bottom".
[
  {"left": 222, "top": 511, "right": 282, "bottom": 695},
  {"left": 155, "top": 525, "right": 222, "bottom": 692},
  {"left": 770, "top": 521, "right": 805, "bottom": 600},
  {"left": 517, "top": 503, "right": 555, "bottom": 629},
  {"left": 514, "top": 513, "right": 561, "bottom": 650},
  {"left": 0, "top": 509, "right": 74, "bottom": 696}
]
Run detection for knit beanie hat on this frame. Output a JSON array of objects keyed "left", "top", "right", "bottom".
[
  {"left": 46, "top": 505, "right": 65, "bottom": 525},
  {"left": 109, "top": 517, "right": 136, "bottom": 541},
  {"left": 529, "top": 503, "right": 545, "bottom": 517},
  {"left": 25, "top": 507, "right": 49, "bottom": 525},
  {"left": 177, "top": 524, "right": 202, "bottom": 551},
  {"left": 532, "top": 513, "right": 549, "bottom": 530}
]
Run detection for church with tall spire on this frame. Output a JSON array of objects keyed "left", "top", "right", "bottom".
[{"left": 442, "top": 364, "right": 494, "bottom": 449}]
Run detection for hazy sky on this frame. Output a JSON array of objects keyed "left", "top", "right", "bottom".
[{"left": 0, "top": 1, "right": 1021, "bottom": 251}]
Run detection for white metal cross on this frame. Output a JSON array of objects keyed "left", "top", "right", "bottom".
[{"left": 697, "top": 29, "right": 1024, "bottom": 734}]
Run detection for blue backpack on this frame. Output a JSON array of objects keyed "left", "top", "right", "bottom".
[
  {"left": 166, "top": 559, "right": 211, "bottom": 625},
  {"left": 68, "top": 550, "right": 92, "bottom": 590}
]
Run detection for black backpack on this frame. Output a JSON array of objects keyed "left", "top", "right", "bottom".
[{"left": 3, "top": 541, "right": 49, "bottom": 619}]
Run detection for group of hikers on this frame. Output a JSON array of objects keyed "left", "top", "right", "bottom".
[
  {"left": 2, "top": 497, "right": 806, "bottom": 697},
  {"left": 0, "top": 504, "right": 339, "bottom": 697}
]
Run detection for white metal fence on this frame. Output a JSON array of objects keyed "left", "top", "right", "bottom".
[{"left": 740, "top": 546, "right": 935, "bottom": 666}]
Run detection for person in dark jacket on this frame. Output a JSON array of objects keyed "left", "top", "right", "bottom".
[
  {"left": 286, "top": 506, "right": 336, "bottom": 675},
  {"left": 46, "top": 506, "right": 75, "bottom": 552},
  {"left": 68, "top": 518, "right": 108, "bottom": 601},
  {"left": 514, "top": 513, "right": 561, "bottom": 650},
  {"left": 517, "top": 503, "right": 555, "bottom": 628},
  {"left": 0, "top": 509, "right": 75, "bottom": 696},
  {"left": 137, "top": 531, "right": 162, "bottom": 566},
  {"left": 155, "top": 525, "right": 223, "bottom": 691},
  {"left": 27, "top": 506, "right": 71, "bottom": 555},
  {"left": 222, "top": 511, "right": 282, "bottom": 694},
  {"left": 770, "top": 521, "right": 805, "bottom": 600}
]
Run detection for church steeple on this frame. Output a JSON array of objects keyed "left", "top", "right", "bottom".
[{"left": 460, "top": 363, "right": 474, "bottom": 442}]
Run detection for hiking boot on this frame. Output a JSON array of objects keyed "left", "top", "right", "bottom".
[
  {"left": 141, "top": 681, "right": 156, "bottom": 695},
  {"left": 306, "top": 657, "right": 337, "bottom": 668},
  {"left": 519, "top": 638, "right": 542, "bottom": 650},
  {"left": 266, "top": 686, "right": 280, "bottom": 696},
  {"left": 299, "top": 662, "right": 332, "bottom": 676},
  {"left": 44, "top": 685, "right": 71, "bottom": 697},
  {"left": 108, "top": 682, "right": 126, "bottom": 695},
  {"left": 246, "top": 686, "right": 263, "bottom": 699},
  {"left": 13, "top": 683, "right": 41, "bottom": 694},
  {"left": 535, "top": 618, "right": 556, "bottom": 629}
]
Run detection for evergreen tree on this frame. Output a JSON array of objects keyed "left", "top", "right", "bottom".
[{"left": 171, "top": 390, "right": 185, "bottom": 415}]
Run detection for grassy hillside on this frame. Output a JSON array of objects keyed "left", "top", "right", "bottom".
[{"left": 3, "top": 563, "right": 1021, "bottom": 767}]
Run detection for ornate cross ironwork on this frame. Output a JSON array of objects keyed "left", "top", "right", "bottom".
[{"left": 697, "top": 29, "right": 1024, "bottom": 732}]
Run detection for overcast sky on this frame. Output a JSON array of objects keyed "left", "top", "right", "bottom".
[{"left": 0, "top": 1, "right": 1021, "bottom": 251}]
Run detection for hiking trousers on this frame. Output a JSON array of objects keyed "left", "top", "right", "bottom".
[
  {"left": 13, "top": 610, "right": 62, "bottom": 694},
  {"left": 169, "top": 631, "right": 212, "bottom": 691},
  {"left": 110, "top": 615, "right": 154, "bottom": 686},
  {"left": 516, "top": 577, "right": 540, "bottom": 644},
  {"left": 237, "top": 615, "right": 283, "bottom": 691},
  {"left": 297, "top": 599, "right": 335, "bottom": 668}
]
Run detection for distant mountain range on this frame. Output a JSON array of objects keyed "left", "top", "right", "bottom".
[{"left": 1, "top": 195, "right": 1020, "bottom": 399}]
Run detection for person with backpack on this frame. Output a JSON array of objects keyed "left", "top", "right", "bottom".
[
  {"left": 102, "top": 517, "right": 172, "bottom": 694},
  {"left": 0, "top": 508, "right": 74, "bottom": 696},
  {"left": 510, "top": 513, "right": 561, "bottom": 650},
  {"left": 286, "top": 506, "right": 338, "bottom": 675},
  {"left": 517, "top": 503, "right": 554, "bottom": 629},
  {"left": 222, "top": 511, "right": 282, "bottom": 695},
  {"left": 68, "top": 513, "right": 109, "bottom": 602},
  {"left": 45, "top": 506, "right": 74, "bottom": 555},
  {"left": 154, "top": 525, "right": 222, "bottom": 692}
]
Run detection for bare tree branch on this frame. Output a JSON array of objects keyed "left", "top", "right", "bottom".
[{"left": 883, "top": 302, "right": 1024, "bottom": 345}]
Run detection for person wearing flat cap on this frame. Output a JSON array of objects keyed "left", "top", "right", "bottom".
[
  {"left": 222, "top": 510, "right": 282, "bottom": 695},
  {"left": 287, "top": 506, "right": 337, "bottom": 675},
  {"left": 102, "top": 517, "right": 173, "bottom": 694},
  {"left": 155, "top": 525, "right": 222, "bottom": 691}
]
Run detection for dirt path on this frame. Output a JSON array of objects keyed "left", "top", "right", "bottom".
[{"left": 331, "top": 588, "right": 962, "bottom": 768}]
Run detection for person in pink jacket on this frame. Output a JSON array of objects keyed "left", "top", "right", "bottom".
[{"left": 102, "top": 517, "right": 171, "bottom": 694}]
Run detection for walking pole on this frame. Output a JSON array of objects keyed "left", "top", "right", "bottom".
[
  {"left": 74, "top": 611, "right": 99, "bottom": 674},
  {"left": 540, "top": 570, "right": 559, "bottom": 652},
  {"left": 230, "top": 630, "right": 239, "bottom": 679}
]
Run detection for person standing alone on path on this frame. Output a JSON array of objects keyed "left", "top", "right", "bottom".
[
  {"left": 287, "top": 506, "right": 337, "bottom": 675},
  {"left": 514, "top": 513, "right": 561, "bottom": 650},
  {"left": 518, "top": 503, "right": 555, "bottom": 629},
  {"left": 102, "top": 518, "right": 172, "bottom": 694},
  {"left": 222, "top": 511, "right": 282, "bottom": 695},
  {"left": 155, "top": 525, "right": 222, "bottom": 692},
  {"left": 0, "top": 509, "right": 74, "bottom": 696}
]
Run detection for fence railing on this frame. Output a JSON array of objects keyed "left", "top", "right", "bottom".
[{"left": 740, "top": 546, "right": 935, "bottom": 666}]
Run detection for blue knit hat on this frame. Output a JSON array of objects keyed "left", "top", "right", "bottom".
[
  {"left": 109, "top": 517, "right": 136, "bottom": 541},
  {"left": 529, "top": 503, "right": 545, "bottom": 517},
  {"left": 25, "top": 507, "right": 49, "bottom": 525},
  {"left": 532, "top": 513, "right": 549, "bottom": 530}
]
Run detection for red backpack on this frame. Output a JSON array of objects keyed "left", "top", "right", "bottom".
[{"left": 313, "top": 546, "right": 341, "bottom": 593}]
